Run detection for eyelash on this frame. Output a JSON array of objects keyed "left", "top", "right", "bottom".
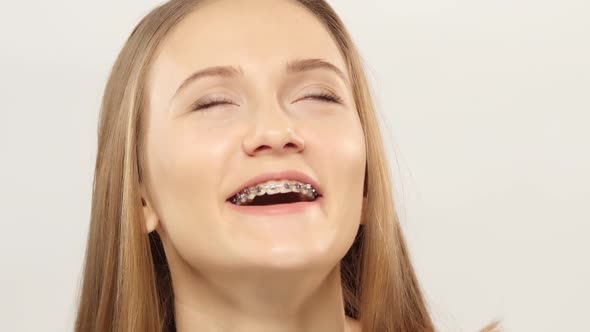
[
  {"left": 301, "top": 91, "right": 343, "bottom": 104},
  {"left": 191, "top": 96, "right": 234, "bottom": 111},
  {"left": 191, "top": 92, "right": 343, "bottom": 111}
]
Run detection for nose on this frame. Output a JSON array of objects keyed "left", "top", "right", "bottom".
[{"left": 242, "top": 100, "right": 305, "bottom": 157}]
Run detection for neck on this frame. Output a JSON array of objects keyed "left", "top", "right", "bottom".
[{"left": 167, "top": 251, "right": 355, "bottom": 332}]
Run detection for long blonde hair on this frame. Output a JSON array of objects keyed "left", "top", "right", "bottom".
[{"left": 75, "top": 0, "right": 500, "bottom": 331}]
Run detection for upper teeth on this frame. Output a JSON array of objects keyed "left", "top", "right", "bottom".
[{"left": 229, "top": 179, "right": 320, "bottom": 205}]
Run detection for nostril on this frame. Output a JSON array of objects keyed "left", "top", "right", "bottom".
[
  {"left": 284, "top": 142, "right": 299, "bottom": 149},
  {"left": 242, "top": 127, "right": 305, "bottom": 156},
  {"left": 252, "top": 145, "right": 273, "bottom": 154}
]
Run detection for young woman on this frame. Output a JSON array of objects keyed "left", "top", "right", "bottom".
[{"left": 75, "top": 0, "right": 500, "bottom": 331}]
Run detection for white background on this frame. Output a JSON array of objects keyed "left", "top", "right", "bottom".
[{"left": 0, "top": 0, "right": 588, "bottom": 331}]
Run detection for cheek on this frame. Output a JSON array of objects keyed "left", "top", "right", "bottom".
[
  {"left": 303, "top": 110, "right": 366, "bottom": 224},
  {"left": 147, "top": 118, "right": 238, "bottom": 227},
  {"left": 304, "top": 110, "right": 366, "bottom": 179}
]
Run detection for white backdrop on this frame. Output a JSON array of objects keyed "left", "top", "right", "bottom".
[{"left": 0, "top": 0, "right": 588, "bottom": 331}]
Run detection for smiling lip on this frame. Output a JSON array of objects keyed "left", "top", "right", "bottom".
[{"left": 226, "top": 170, "right": 323, "bottom": 200}]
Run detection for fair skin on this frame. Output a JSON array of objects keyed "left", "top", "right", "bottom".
[{"left": 140, "top": 0, "right": 365, "bottom": 331}]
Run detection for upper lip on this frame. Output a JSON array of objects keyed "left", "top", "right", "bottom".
[{"left": 226, "top": 169, "right": 323, "bottom": 200}]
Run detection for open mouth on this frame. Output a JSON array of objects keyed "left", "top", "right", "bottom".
[
  {"left": 236, "top": 191, "right": 316, "bottom": 206},
  {"left": 227, "top": 180, "right": 322, "bottom": 206}
]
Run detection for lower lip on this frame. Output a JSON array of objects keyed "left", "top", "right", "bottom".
[{"left": 226, "top": 197, "right": 322, "bottom": 216}]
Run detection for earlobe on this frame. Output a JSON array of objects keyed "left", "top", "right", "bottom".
[
  {"left": 363, "top": 169, "right": 368, "bottom": 198},
  {"left": 360, "top": 196, "right": 368, "bottom": 225},
  {"left": 361, "top": 168, "right": 368, "bottom": 225},
  {"left": 143, "top": 204, "right": 159, "bottom": 234},
  {"left": 140, "top": 185, "right": 159, "bottom": 233}
]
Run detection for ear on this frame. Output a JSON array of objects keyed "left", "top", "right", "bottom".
[
  {"left": 359, "top": 196, "right": 368, "bottom": 225},
  {"left": 140, "top": 184, "right": 159, "bottom": 234},
  {"left": 360, "top": 168, "right": 368, "bottom": 225}
]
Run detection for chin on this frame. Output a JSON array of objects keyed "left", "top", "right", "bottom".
[{"left": 237, "top": 239, "right": 349, "bottom": 272}]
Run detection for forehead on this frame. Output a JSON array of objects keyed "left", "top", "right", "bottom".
[{"left": 149, "top": 0, "right": 348, "bottom": 95}]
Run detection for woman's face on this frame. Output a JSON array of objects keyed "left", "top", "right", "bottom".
[{"left": 141, "top": 0, "right": 366, "bottom": 272}]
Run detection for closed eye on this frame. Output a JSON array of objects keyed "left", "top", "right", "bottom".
[
  {"left": 298, "top": 92, "right": 343, "bottom": 104},
  {"left": 190, "top": 91, "right": 343, "bottom": 112},
  {"left": 190, "top": 96, "right": 236, "bottom": 111}
]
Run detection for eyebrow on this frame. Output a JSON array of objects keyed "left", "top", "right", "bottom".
[{"left": 172, "top": 58, "right": 349, "bottom": 99}]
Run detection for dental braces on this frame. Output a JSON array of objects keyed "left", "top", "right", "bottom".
[{"left": 229, "top": 181, "right": 319, "bottom": 205}]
